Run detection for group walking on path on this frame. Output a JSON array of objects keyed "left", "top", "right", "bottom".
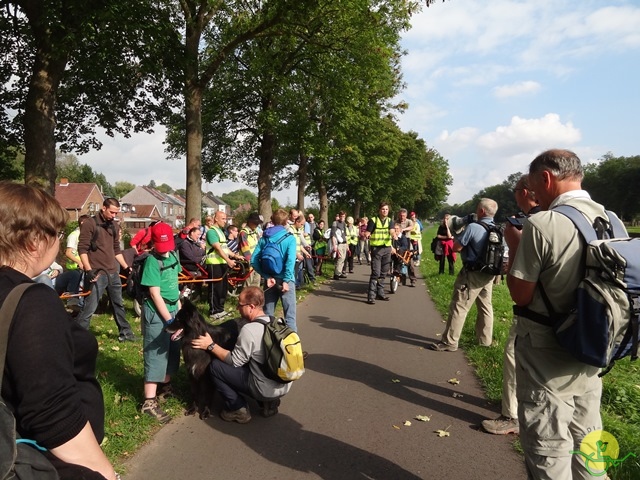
[{"left": 125, "top": 263, "right": 525, "bottom": 479}]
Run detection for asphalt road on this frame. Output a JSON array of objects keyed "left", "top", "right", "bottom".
[{"left": 125, "top": 264, "right": 526, "bottom": 479}]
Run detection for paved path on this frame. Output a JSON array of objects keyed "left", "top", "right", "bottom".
[{"left": 125, "top": 264, "right": 526, "bottom": 479}]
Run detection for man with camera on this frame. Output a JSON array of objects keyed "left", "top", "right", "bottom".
[
  {"left": 431, "top": 198, "right": 498, "bottom": 352},
  {"left": 482, "top": 175, "right": 540, "bottom": 436}
]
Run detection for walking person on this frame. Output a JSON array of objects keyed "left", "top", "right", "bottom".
[
  {"left": 76, "top": 198, "right": 136, "bottom": 342},
  {"left": 364, "top": 202, "right": 394, "bottom": 304},
  {"left": 357, "top": 216, "right": 371, "bottom": 265}
]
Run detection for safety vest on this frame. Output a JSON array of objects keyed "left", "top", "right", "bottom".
[
  {"left": 346, "top": 225, "right": 358, "bottom": 245},
  {"left": 205, "top": 226, "right": 229, "bottom": 264},
  {"left": 369, "top": 217, "right": 392, "bottom": 247},
  {"left": 409, "top": 221, "right": 422, "bottom": 241},
  {"left": 239, "top": 226, "right": 258, "bottom": 259},
  {"left": 314, "top": 229, "right": 327, "bottom": 250},
  {"left": 65, "top": 228, "right": 81, "bottom": 270},
  {"left": 291, "top": 225, "right": 303, "bottom": 254}
]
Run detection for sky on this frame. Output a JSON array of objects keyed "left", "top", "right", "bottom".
[{"left": 79, "top": 0, "right": 640, "bottom": 205}]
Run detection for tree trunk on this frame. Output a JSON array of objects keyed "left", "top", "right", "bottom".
[
  {"left": 185, "top": 83, "right": 203, "bottom": 222},
  {"left": 257, "top": 130, "right": 276, "bottom": 221},
  {"left": 317, "top": 177, "right": 329, "bottom": 224},
  {"left": 297, "top": 153, "right": 308, "bottom": 212},
  {"left": 353, "top": 200, "right": 362, "bottom": 220},
  {"left": 22, "top": 13, "right": 67, "bottom": 195}
]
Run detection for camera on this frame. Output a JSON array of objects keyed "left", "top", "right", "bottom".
[
  {"left": 447, "top": 213, "right": 476, "bottom": 235},
  {"left": 506, "top": 212, "right": 527, "bottom": 230}
]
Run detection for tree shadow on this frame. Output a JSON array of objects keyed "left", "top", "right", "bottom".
[
  {"left": 308, "top": 315, "right": 439, "bottom": 348},
  {"left": 305, "top": 353, "right": 490, "bottom": 424},
  {"left": 208, "top": 413, "right": 424, "bottom": 480}
]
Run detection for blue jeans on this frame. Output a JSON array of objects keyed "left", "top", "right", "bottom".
[
  {"left": 209, "top": 359, "right": 252, "bottom": 411},
  {"left": 75, "top": 271, "right": 133, "bottom": 337},
  {"left": 264, "top": 279, "right": 297, "bottom": 332}
]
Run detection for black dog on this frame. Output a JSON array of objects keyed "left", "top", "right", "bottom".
[{"left": 165, "top": 299, "right": 244, "bottom": 419}]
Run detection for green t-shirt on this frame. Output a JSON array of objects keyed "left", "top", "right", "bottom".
[{"left": 141, "top": 252, "right": 181, "bottom": 311}]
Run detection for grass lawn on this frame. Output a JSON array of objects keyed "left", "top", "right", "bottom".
[{"left": 419, "top": 225, "right": 640, "bottom": 480}]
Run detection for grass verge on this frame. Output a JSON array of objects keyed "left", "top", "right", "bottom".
[{"left": 419, "top": 225, "right": 640, "bottom": 479}]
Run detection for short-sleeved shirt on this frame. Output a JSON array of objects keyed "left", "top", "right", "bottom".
[
  {"left": 141, "top": 252, "right": 181, "bottom": 311},
  {"left": 65, "top": 228, "right": 81, "bottom": 269},
  {"left": 456, "top": 218, "right": 494, "bottom": 264},
  {"left": 510, "top": 191, "right": 611, "bottom": 316}
]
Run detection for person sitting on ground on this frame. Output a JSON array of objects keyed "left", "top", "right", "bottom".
[
  {"left": 191, "top": 286, "right": 291, "bottom": 423},
  {"left": 33, "top": 260, "right": 83, "bottom": 311},
  {"left": 0, "top": 181, "right": 118, "bottom": 480},
  {"left": 178, "top": 226, "right": 206, "bottom": 273}
]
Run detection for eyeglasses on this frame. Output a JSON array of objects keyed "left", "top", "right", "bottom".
[
  {"left": 513, "top": 188, "right": 525, "bottom": 194},
  {"left": 57, "top": 231, "right": 65, "bottom": 240},
  {"left": 237, "top": 303, "right": 253, "bottom": 308}
]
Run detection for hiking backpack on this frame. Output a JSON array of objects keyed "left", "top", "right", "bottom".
[
  {"left": 255, "top": 316, "right": 304, "bottom": 383},
  {"left": 466, "top": 222, "right": 504, "bottom": 275},
  {"left": 125, "top": 251, "right": 179, "bottom": 304},
  {"left": 1, "top": 284, "right": 60, "bottom": 480},
  {"left": 544, "top": 205, "right": 640, "bottom": 374},
  {"left": 257, "top": 233, "right": 292, "bottom": 277}
]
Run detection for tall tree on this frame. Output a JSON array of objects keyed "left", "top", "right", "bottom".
[{"left": 0, "top": 0, "right": 180, "bottom": 193}]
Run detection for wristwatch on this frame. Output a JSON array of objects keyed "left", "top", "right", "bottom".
[{"left": 206, "top": 342, "right": 215, "bottom": 352}]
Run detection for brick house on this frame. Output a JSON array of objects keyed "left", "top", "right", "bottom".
[{"left": 54, "top": 179, "right": 104, "bottom": 222}]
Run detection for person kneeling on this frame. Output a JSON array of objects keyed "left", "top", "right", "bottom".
[{"left": 191, "top": 286, "right": 291, "bottom": 423}]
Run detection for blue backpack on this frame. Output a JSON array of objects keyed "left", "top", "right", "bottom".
[
  {"left": 258, "top": 232, "right": 292, "bottom": 277},
  {"left": 536, "top": 205, "right": 639, "bottom": 375}
]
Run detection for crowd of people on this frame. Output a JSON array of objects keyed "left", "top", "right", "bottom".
[{"left": 1, "top": 148, "right": 613, "bottom": 479}]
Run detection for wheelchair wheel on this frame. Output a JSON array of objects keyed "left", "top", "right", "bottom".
[
  {"left": 390, "top": 275, "right": 399, "bottom": 294},
  {"left": 227, "top": 280, "right": 245, "bottom": 298},
  {"left": 133, "top": 299, "right": 142, "bottom": 317}
]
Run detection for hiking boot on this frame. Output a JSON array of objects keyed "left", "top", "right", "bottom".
[
  {"left": 142, "top": 398, "right": 171, "bottom": 423},
  {"left": 482, "top": 416, "right": 519, "bottom": 435},
  {"left": 333, "top": 275, "right": 341, "bottom": 280},
  {"left": 157, "top": 383, "right": 175, "bottom": 403},
  {"left": 339, "top": 273, "right": 347, "bottom": 278},
  {"left": 430, "top": 342, "right": 458, "bottom": 352},
  {"left": 410, "top": 280, "right": 416, "bottom": 287},
  {"left": 376, "top": 295, "right": 390, "bottom": 301},
  {"left": 258, "top": 399, "right": 281, "bottom": 418},
  {"left": 367, "top": 298, "right": 375, "bottom": 305},
  {"left": 220, "top": 407, "right": 252, "bottom": 424}
]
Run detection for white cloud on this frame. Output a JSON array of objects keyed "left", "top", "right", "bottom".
[
  {"left": 493, "top": 80, "right": 541, "bottom": 98},
  {"left": 476, "top": 114, "right": 581, "bottom": 154}
]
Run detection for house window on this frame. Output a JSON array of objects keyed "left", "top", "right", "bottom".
[{"left": 163, "top": 205, "right": 167, "bottom": 215}]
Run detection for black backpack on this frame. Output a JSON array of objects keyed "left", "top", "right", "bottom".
[
  {"left": 125, "top": 251, "right": 179, "bottom": 303},
  {"left": 466, "top": 222, "right": 504, "bottom": 275},
  {"left": 1, "top": 284, "right": 60, "bottom": 480}
]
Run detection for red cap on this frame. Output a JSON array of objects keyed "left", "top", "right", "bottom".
[{"left": 151, "top": 222, "right": 175, "bottom": 253}]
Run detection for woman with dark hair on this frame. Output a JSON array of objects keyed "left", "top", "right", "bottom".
[
  {"left": 437, "top": 214, "right": 456, "bottom": 275},
  {"left": 0, "top": 182, "right": 118, "bottom": 480}
]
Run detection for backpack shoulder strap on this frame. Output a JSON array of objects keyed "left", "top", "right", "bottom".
[
  {"left": 605, "top": 210, "right": 628, "bottom": 238},
  {"left": 552, "top": 205, "right": 598, "bottom": 243},
  {"left": 0, "top": 284, "right": 36, "bottom": 383}
]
